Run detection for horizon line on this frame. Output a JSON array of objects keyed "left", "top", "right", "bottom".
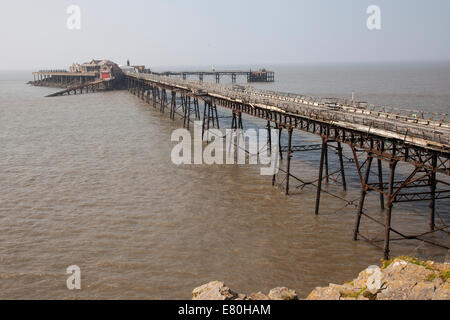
[{"left": 2, "top": 58, "right": 450, "bottom": 72}]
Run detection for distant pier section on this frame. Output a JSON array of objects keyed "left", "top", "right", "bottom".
[
  {"left": 30, "top": 60, "right": 275, "bottom": 97},
  {"left": 30, "top": 59, "right": 126, "bottom": 96},
  {"left": 152, "top": 68, "right": 275, "bottom": 83}
]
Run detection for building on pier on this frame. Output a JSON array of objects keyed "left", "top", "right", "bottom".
[
  {"left": 125, "top": 72, "right": 450, "bottom": 260},
  {"left": 32, "top": 59, "right": 124, "bottom": 86},
  {"left": 31, "top": 59, "right": 127, "bottom": 94}
]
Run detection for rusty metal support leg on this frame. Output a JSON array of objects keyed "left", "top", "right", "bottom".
[
  {"left": 164, "top": 90, "right": 168, "bottom": 112},
  {"left": 429, "top": 155, "right": 437, "bottom": 231},
  {"left": 207, "top": 103, "right": 212, "bottom": 132},
  {"left": 231, "top": 111, "right": 237, "bottom": 130},
  {"left": 159, "top": 90, "right": 164, "bottom": 111},
  {"left": 378, "top": 159, "right": 385, "bottom": 210},
  {"left": 353, "top": 154, "right": 374, "bottom": 240},
  {"left": 267, "top": 121, "right": 272, "bottom": 155},
  {"left": 192, "top": 99, "right": 197, "bottom": 119},
  {"left": 170, "top": 92, "right": 176, "bottom": 120},
  {"left": 180, "top": 94, "right": 186, "bottom": 115},
  {"left": 160, "top": 89, "right": 166, "bottom": 112},
  {"left": 285, "top": 128, "right": 293, "bottom": 195},
  {"left": 384, "top": 161, "right": 398, "bottom": 260},
  {"left": 315, "top": 138, "right": 327, "bottom": 215},
  {"left": 271, "top": 124, "right": 278, "bottom": 187},
  {"left": 337, "top": 142, "right": 347, "bottom": 191},
  {"left": 183, "top": 96, "right": 188, "bottom": 128},
  {"left": 194, "top": 99, "right": 200, "bottom": 119}
]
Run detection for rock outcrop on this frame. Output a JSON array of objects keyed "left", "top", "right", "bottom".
[
  {"left": 192, "top": 282, "right": 298, "bottom": 301},
  {"left": 192, "top": 256, "right": 449, "bottom": 300},
  {"left": 192, "top": 281, "right": 239, "bottom": 300},
  {"left": 307, "top": 256, "right": 449, "bottom": 300}
]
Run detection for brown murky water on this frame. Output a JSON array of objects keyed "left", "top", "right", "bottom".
[{"left": 0, "top": 66, "right": 448, "bottom": 299}]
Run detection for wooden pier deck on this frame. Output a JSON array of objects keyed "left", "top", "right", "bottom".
[{"left": 32, "top": 71, "right": 98, "bottom": 86}]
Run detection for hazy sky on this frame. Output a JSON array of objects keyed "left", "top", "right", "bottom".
[{"left": 1, "top": 0, "right": 449, "bottom": 70}]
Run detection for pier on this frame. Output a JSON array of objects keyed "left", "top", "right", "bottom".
[
  {"left": 124, "top": 72, "right": 450, "bottom": 259},
  {"left": 30, "top": 70, "right": 123, "bottom": 95},
  {"left": 30, "top": 60, "right": 125, "bottom": 92}
]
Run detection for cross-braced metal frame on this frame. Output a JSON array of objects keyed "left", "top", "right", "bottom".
[{"left": 127, "top": 75, "right": 450, "bottom": 259}]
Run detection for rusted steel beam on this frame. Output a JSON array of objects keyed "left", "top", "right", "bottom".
[
  {"left": 430, "top": 155, "right": 437, "bottom": 231},
  {"left": 377, "top": 159, "right": 385, "bottom": 210},
  {"left": 126, "top": 74, "right": 450, "bottom": 257},
  {"left": 337, "top": 142, "right": 347, "bottom": 192},
  {"left": 285, "top": 127, "right": 293, "bottom": 196}
]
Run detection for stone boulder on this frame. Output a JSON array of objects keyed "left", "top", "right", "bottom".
[
  {"left": 307, "top": 285, "right": 341, "bottom": 300},
  {"left": 191, "top": 257, "right": 449, "bottom": 300},
  {"left": 191, "top": 282, "right": 296, "bottom": 301},
  {"left": 267, "top": 287, "right": 298, "bottom": 300},
  {"left": 192, "top": 281, "right": 238, "bottom": 300}
]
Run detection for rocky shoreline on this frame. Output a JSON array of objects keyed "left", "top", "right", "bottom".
[{"left": 192, "top": 256, "right": 449, "bottom": 300}]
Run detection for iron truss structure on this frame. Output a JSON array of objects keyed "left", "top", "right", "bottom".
[{"left": 126, "top": 73, "right": 450, "bottom": 259}]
